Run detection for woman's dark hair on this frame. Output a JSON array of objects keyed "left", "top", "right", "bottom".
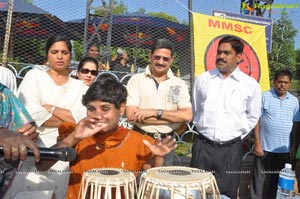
[
  {"left": 82, "top": 76, "right": 127, "bottom": 109},
  {"left": 218, "top": 35, "right": 244, "bottom": 55},
  {"left": 77, "top": 57, "right": 99, "bottom": 72},
  {"left": 45, "top": 35, "right": 72, "bottom": 57}
]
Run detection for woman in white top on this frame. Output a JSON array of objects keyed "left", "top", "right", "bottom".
[
  {"left": 17, "top": 35, "right": 88, "bottom": 147},
  {"left": 5, "top": 35, "right": 88, "bottom": 199}
]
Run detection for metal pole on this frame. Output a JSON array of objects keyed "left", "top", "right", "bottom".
[
  {"left": 83, "top": 0, "right": 93, "bottom": 55},
  {"left": 1, "top": 0, "right": 14, "bottom": 67},
  {"left": 188, "top": 0, "right": 194, "bottom": 92},
  {"left": 105, "top": 0, "right": 113, "bottom": 61}
]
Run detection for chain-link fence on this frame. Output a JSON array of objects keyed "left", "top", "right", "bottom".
[{"left": 1, "top": 0, "right": 300, "bottom": 91}]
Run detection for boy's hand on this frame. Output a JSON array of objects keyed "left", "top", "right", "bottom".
[
  {"left": 143, "top": 135, "right": 177, "bottom": 157},
  {"left": 74, "top": 114, "right": 108, "bottom": 140}
]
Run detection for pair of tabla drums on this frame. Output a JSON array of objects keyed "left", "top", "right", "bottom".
[{"left": 78, "top": 166, "right": 220, "bottom": 199}]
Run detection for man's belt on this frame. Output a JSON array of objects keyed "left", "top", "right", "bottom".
[
  {"left": 133, "top": 125, "right": 174, "bottom": 139},
  {"left": 197, "top": 133, "right": 241, "bottom": 147}
]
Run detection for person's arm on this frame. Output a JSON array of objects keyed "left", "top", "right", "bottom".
[
  {"left": 0, "top": 128, "right": 40, "bottom": 161},
  {"left": 36, "top": 114, "right": 107, "bottom": 171},
  {"left": 17, "top": 70, "right": 59, "bottom": 127},
  {"left": 291, "top": 103, "right": 300, "bottom": 159},
  {"left": 290, "top": 121, "right": 300, "bottom": 159},
  {"left": 126, "top": 106, "right": 192, "bottom": 124},
  {"left": 247, "top": 83, "right": 262, "bottom": 131},
  {"left": 43, "top": 104, "right": 76, "bottom": 124},
  {"left": 18, "top": 70, "right": 86, "bottom": 128},
  {"left": 253, "top": 120, "right": 264, "bottom": 156}
]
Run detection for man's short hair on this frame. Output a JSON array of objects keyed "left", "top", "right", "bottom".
[
  {"left": 218, "top": 35, "right": 244, "bottom": 55},
  {"left": 150, "top": 38, "right": 175, "bottom": 57}
]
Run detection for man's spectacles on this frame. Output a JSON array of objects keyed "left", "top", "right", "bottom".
[
  {"left": 79, "top": 68, "right": 98, "bottom": 76},
  {"left": 153, "top": 55, "right": 171, "bottom": 62}
]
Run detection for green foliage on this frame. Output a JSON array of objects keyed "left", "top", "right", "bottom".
[
  {"left": 0, "top": 52, "right": 19, "bottom": 63},
  {"left": 127, "top": 48, "right": 150, "bottom": 69},
  {"left": 147, "top": 12, "right": 179, "bottom": 23},
  {"left": 175, "top": 142, "right": 192, "bottom": 157},
  {"left": 295, "top": 49, "right": 300, "bottom": 77},
  {"left": 268, "top": 11, "right": 297, "bottom": 78},
  {"left": 73, "top": 40, "right": 84, "bottom": 61},
  {"left": 112, "top": 0, "right": 128, "bottom": 14},
  {"left": 7, "top": 38, "right": 45, "bottom": 66},
  {"left": 137, "top": 8, "right": 146, "bottom": 14},
  {"left": 24, "top": 0, "right": 32, "bottom": 4},
  {"left": 95, "top": 0, "right": 128, "bottom": 15},
  {"left": 291, "top": 79, "right": 300, "bottom": 91}
]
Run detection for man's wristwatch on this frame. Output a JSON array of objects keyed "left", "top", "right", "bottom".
[{"left": 156, "top": 109, "right": 163, "bottom": 119}]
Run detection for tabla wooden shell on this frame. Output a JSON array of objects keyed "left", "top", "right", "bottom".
[
  {"left": 78, "top": 168, "right": 136, "bottom": 199},
  {"left": 137, "top": 166, "right": 220, "bottom": 199}
]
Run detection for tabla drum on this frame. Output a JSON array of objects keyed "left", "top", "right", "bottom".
[
  {"left": 137, "top": 166, "right": 220, "bottom": 199},
  {"left": 78, "top": 168, "right": 136, "bottom": 199}
]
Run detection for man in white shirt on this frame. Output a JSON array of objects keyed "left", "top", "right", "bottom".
[{"left": 191, "top": 35, "right": 261, "bottom": 199}]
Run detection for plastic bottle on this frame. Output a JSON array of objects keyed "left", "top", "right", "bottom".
[{"left": 276, "top": 163, "right": 295, "bottom": 199}]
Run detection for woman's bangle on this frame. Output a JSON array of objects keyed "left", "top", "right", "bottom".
[{"left": 50, "top": 106, "right": 56, "bottom": 114}]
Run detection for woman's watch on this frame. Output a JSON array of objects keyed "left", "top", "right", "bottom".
[{"left": 156, "top": 109, "right": 163, "bottom": 119}]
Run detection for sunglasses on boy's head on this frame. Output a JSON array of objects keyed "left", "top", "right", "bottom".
[{"left": 79, "top": 68, "right": 98, "bottom": 76}]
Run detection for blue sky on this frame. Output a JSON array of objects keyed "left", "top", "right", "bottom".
[{"left": 33, "top": 0, "right": 300, "bottom": 49}]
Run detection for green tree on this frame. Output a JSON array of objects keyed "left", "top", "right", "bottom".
[
  {"left": 268, "top": 11, "right": 297, "bottom": 78},
  {"left": 24, "top": 0, "right": 32, "bottom": 4},
  {"left": 293, "top": 48, "right": 300, "bottom": 90},
  {"left": 95, "top": 0, "right": 128, "bottom": 15},
  {"left": 147, "top": 12, "right": 179, "bottom": 23},
  {"left": 294, "top": 48, "right": 300, "bottom": 78},
  {"left": 295, "top": 48, "right": 300, "bottom": 71},
  {"left": 111, "top": 0, "right": 128, "bottom": 14},
  {"left": 137, "top": 8, "right": 146, "bottom": 14}
]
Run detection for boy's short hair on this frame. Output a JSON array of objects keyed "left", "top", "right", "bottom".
[{"left": 82, "top": 76, "right": 127, "bottom": 109}]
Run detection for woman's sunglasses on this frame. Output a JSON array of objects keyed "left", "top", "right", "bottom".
[{"left": 79, "top": 68, "right": 98, "bottom": 76}]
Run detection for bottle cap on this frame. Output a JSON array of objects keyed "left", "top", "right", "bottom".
[{"left": 285, "top": 163, "right": 292, "bottom": 169}]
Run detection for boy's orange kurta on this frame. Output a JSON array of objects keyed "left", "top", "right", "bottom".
[{"left": 65, "top": 126, "right": 154, "bottom": 199}]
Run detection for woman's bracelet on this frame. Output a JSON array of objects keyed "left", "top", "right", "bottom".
[{"left": 50, "top": 106, "right": 56, "bottom": 114}]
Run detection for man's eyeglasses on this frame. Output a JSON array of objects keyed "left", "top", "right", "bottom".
[
  {"left": 153, "top": 55, "right": 171, "bottom": 62},
  {"left": 79, "top": 68, "right": 98, "bottom": 76}
]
